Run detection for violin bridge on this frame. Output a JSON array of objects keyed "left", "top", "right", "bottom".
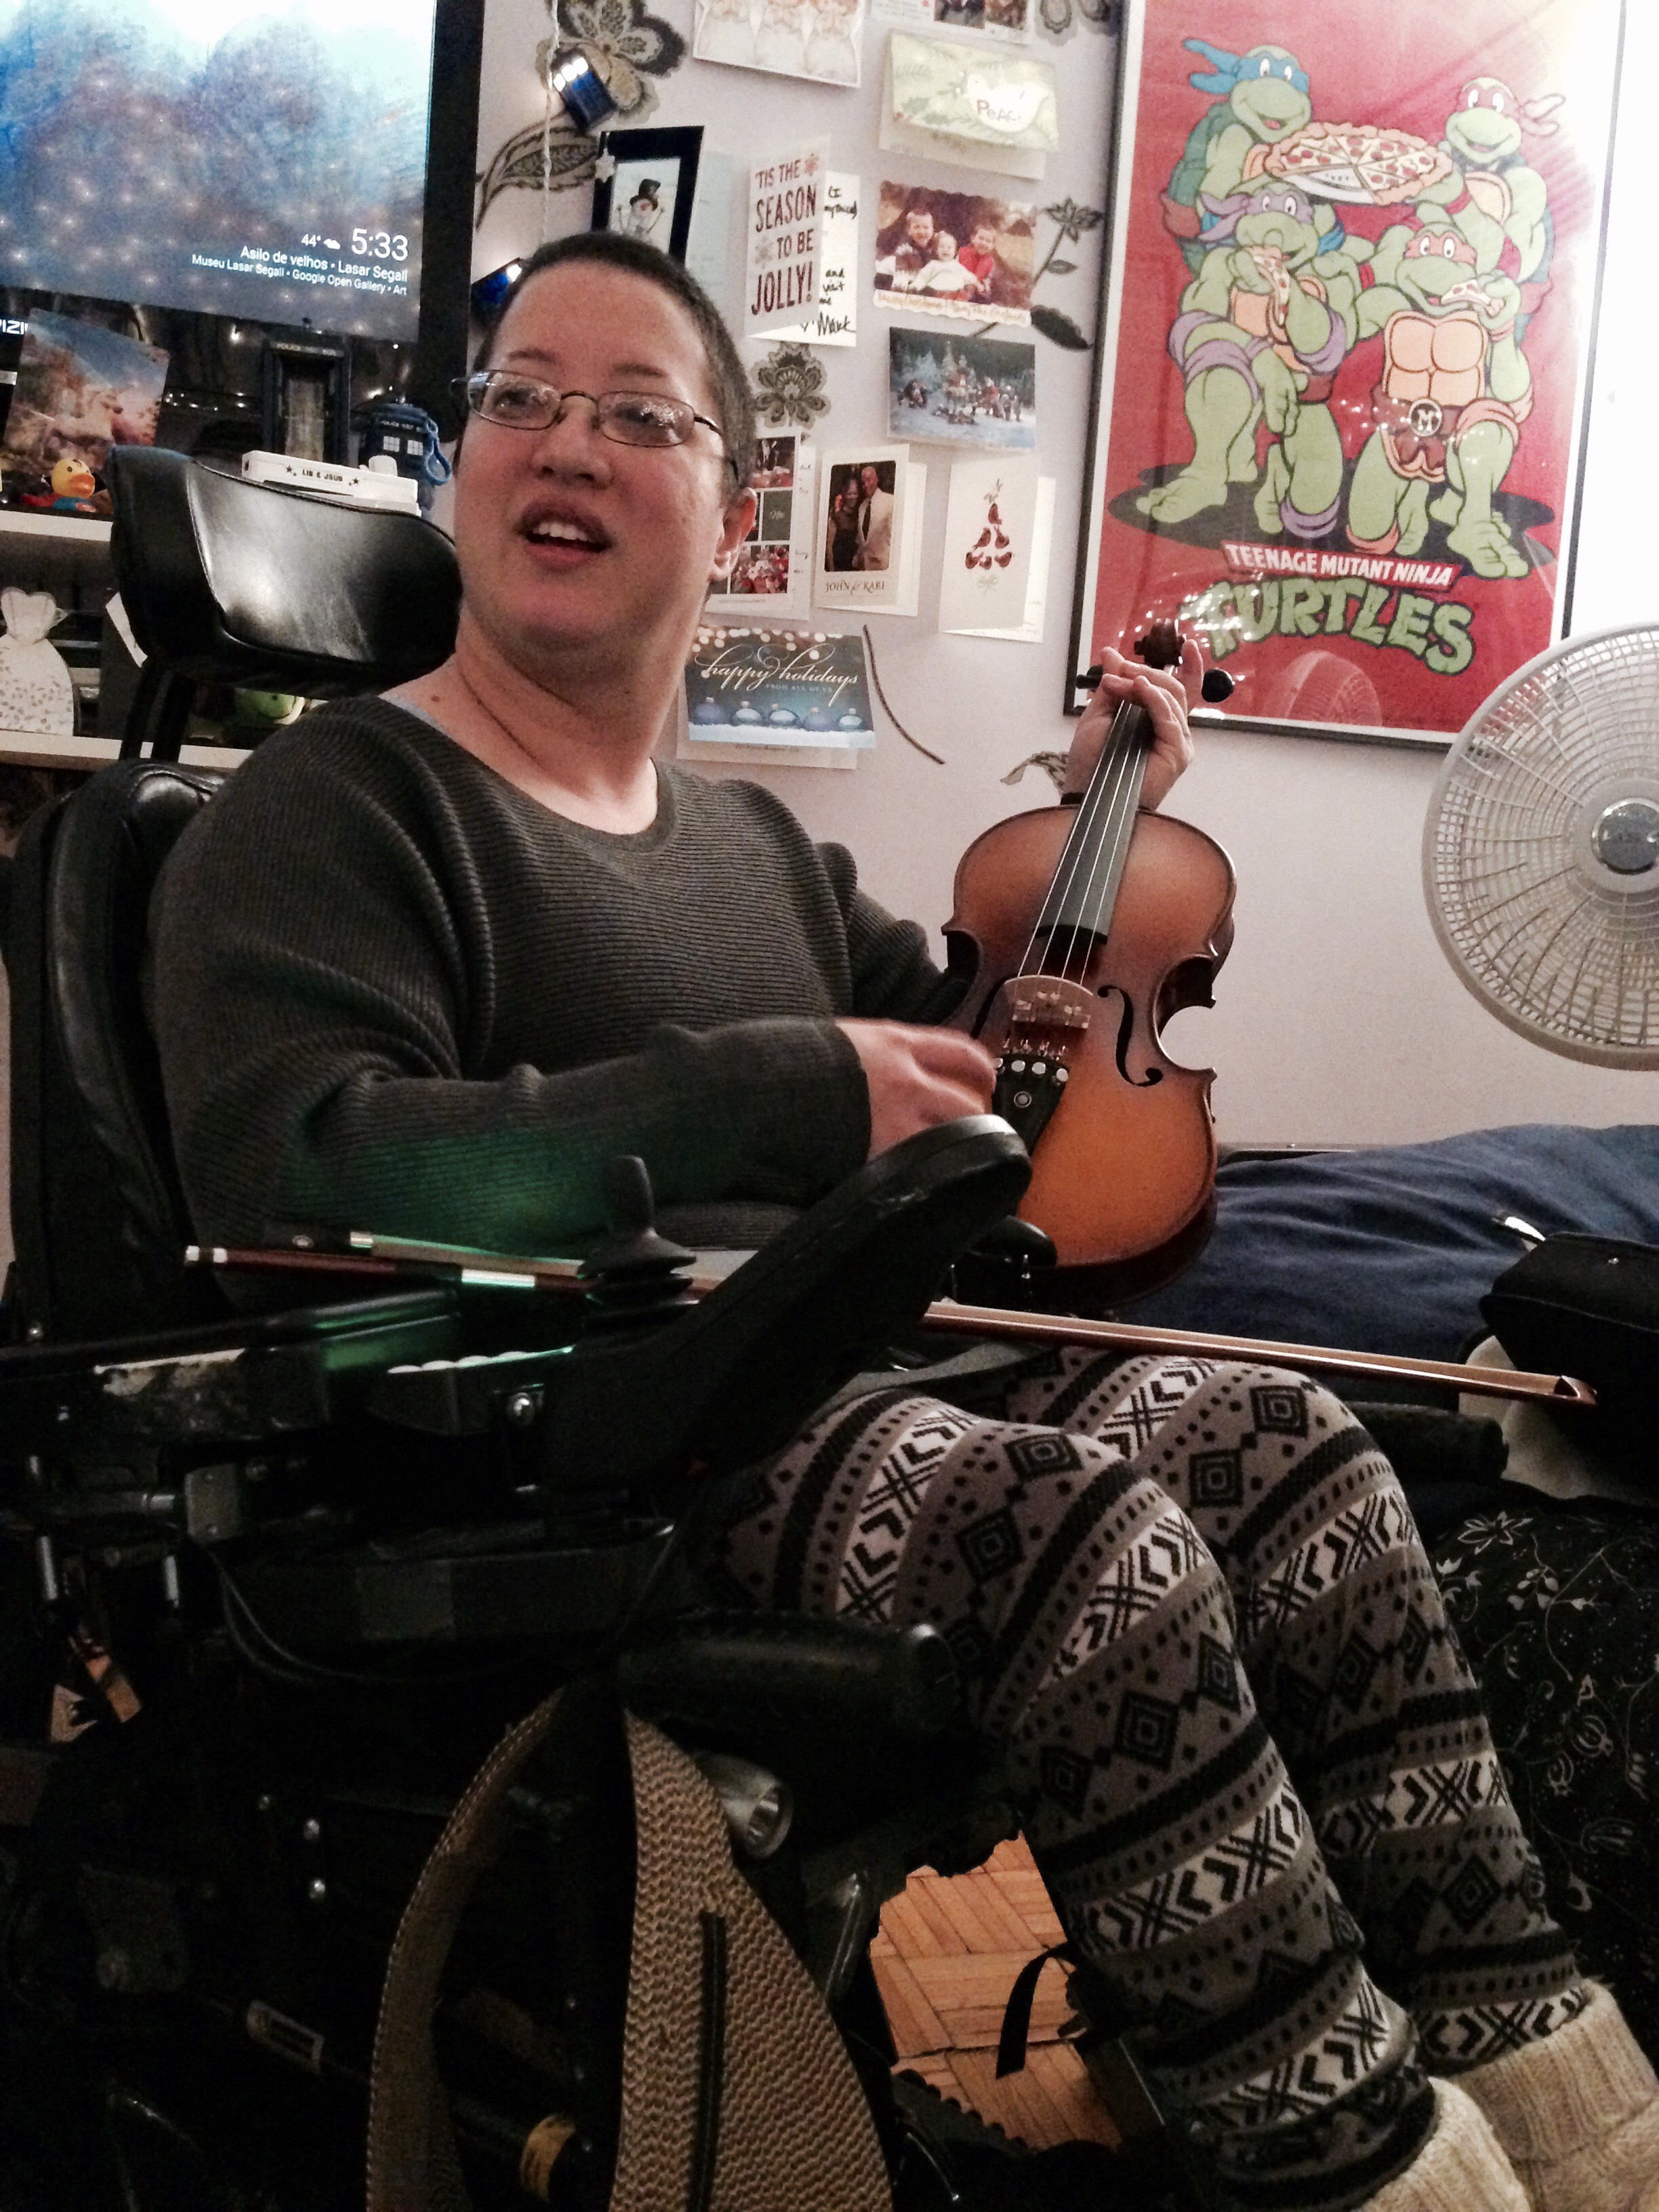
[{"left": 983, "top": 975, "right": 1092, "bottom": 1151}]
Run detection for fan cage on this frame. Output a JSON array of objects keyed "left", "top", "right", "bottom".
[{"left": 1424, "top": 623, "right": 1659, "bottom": 1068}]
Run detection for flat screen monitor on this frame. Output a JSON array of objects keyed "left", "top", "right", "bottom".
[{"left": 0, "top": 0, "right": 440, "bottom": 342}]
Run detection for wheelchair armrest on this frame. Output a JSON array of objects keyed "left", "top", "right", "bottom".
[
  {"left": 619, "top": 1612, "right": 964, "bottom": 1744},
  {"left": 539, "top": 1116, "right": 1031, "bottom": 1493}
]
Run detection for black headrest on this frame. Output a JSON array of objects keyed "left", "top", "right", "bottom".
[{"left": 108, "top": 447, "right": 460, "bottom": 696}]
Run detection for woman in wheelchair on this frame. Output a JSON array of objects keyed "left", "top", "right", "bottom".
[{"left": 147, "top": 232, "right": 1658, "bottom": 2212}]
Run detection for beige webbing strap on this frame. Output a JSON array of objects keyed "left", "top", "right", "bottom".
[{"left": 366, "top": 1694, "right": 563, "bottom": 2212}]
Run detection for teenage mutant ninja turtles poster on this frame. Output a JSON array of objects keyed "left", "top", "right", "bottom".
[{"left": 1069, "top": 0, "right": 1621, "bottom": 742}]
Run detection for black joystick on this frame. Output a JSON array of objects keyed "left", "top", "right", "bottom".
[
  {"left": 953, "top": 1214, "right": 1058, "bottom": 1311},
  {"left": 579, "top": 1156, "right": 698, "bottom": 1328}
]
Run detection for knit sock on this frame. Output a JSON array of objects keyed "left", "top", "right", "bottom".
[
  {"left": 1457, "top": 1983, "right": 1659, "bottom": 2212},
  {"left": 1367, "top": 2082, "right": 1531, "bottom": 2212}
]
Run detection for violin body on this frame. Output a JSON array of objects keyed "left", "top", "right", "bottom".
[{"left": 945, "top": 801, "right": 1235, "bottom": 1299}]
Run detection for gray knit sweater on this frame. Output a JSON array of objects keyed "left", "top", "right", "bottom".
[{"left": 150, "top": 699, "right": 962, "bottom": 1253}]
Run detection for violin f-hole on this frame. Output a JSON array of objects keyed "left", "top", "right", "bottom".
[{"left": 1097, "top": 983, "right": 1163, "bottom": 1090}]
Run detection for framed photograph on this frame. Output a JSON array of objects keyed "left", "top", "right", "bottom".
[
  {"left": 261, "top": 337, "right": 348, "bottom": 462},
  {"left": 873, "top": 182, "right": 1036, "bottom": 326},
  {"left": 888, "top": 326, "right": 1036, "bottom": 449},
  {"left": 591, "top": 128, "right": 704, "bottom": 264},
  {"left": 815, "top": 444, "right": 915, "bottom": 614},
  {"left": 1068, "top": 0, "right": 1622, "bottom": 743}
]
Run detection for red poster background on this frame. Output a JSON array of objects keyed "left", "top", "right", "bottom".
[{"left": 1078, "top": 0, "right": 1616, "bottom": 738}]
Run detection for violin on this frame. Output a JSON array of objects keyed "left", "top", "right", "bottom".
[{"left": 943, "top": 620, "right": 1235, "bottom": 1300}]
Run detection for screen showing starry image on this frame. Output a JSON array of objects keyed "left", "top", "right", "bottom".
[{"left": 0, "top": 0, "right": 437, "bottom": 340}]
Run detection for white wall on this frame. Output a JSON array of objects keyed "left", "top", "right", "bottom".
[{"left": 470, "top": 0, "right": 1656, "bottom": 1144}]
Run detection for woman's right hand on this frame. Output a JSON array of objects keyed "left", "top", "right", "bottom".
[{"left": 837, "top": 1019, "right": 996, "bottom": 1159}]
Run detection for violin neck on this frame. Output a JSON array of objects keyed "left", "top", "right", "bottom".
[{"left": 1031, "top": 699, "right": 1150, "bottom": 960}]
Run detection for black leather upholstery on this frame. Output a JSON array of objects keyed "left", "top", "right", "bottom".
[
  {"left": 7, "top": 764, "right": 224, "bottom": 1340},
  {"left": 108, "top": 447, "right": 460, "bottom": 695}
]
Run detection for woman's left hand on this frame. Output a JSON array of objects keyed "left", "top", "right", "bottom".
[{"left": 1062, "top": 636, "right": 1201, "bottom": 813}]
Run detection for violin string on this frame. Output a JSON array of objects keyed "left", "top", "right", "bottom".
[
  {"left": 1033, "top": 718, "right": 1134, "bottom": 988},
  {"left": 1048, "top": 705, "right": 1145, "bottom": 987},
  {"left": 1019, "top": 697, "right": 1134, "bottom": 979}
]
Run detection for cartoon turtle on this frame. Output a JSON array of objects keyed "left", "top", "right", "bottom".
[
  {"left": 1347, "top": 220, "right": 1531, "bottom": 579},
  {"left": 1162, "top": 39, "right": 1320, "bottom": 273},
  {"left": 1416, "top": 75, "right": 1557, "bottom": 303},
  {"left": 1138, "top": 181, "right": 1364, "bottom": 534}
]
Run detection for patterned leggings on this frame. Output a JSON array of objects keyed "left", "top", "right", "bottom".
[{"left": 718, "top": 1350, "right": 1587, "bottom": 2212}]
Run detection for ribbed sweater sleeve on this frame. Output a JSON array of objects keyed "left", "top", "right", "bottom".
[{"left": 150, "top": 703, "right": 953, "bottom": 1253}]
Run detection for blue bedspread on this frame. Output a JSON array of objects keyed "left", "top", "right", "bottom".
[{"left": 1122, "top": 1124, "right": 1659, "bottom": 1361}]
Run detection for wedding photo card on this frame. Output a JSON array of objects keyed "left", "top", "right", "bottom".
[{"left": 814, "top": 442, "right": 916, "bottom": 615}]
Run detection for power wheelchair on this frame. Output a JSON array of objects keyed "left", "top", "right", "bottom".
[{"left": 0, "top": 451, "right": 1196, "bottom": 2212}]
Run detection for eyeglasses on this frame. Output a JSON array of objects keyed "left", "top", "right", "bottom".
[{"left": 455, "top": 371, "right": 735, "bottom": 476}]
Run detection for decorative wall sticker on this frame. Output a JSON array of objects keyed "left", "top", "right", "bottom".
[
  {"left": 475, "top": 0, "right": 687, "bottom": 225},
  {"left": 1001, "top": 748, "right": 1069, "bottom": 789},
  {"left": 752, "top": 343, "right": 831, "bottom": 428}
]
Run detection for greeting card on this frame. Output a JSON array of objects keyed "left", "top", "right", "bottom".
[{"left": 937, "top": 453, "right": 1039, "bottom": 633}]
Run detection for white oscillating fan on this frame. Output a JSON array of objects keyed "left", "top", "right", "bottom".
[{"left": 1423, "top": 622, "right": 1659, "bottom": 1067}]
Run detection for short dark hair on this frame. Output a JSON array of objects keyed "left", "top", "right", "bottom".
[{"left": 472, "top": 232, "right": 755, "bottom": 487}]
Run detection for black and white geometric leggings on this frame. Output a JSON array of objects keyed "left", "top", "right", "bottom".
[{"left": 719, "top": 1349, "right": 1588, "bottom": 2212}]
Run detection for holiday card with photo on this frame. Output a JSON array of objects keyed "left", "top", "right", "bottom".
[
  {"left": 888, "top": 327, "right": 1035, "bottom": 450},
  {"left": 938, "top": 452, "right": 1039, "bottom": 632},
  {"left": 706, "top": 432, "right": 817, "bottom": 617},
  {"left": 873, "top": 180, "right": 1035, "bottom": 325}
]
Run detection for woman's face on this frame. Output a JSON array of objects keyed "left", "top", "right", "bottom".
[{"left": 453, "top": 262, "right": 752, "bottom": 682}]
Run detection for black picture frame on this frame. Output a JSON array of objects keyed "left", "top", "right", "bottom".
[{"left": 590, "top": 128, "right": 704, "bottom": 266}]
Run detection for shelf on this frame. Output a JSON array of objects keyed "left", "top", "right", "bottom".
[
  {"left": 0, "top": 508, "right": 116, "bottom": 593},
  {"left": 0, "top": 511, "right": 112, "bottom": 546},
  {"left": 0, "top": 731, "right": 249, "bottom": 773}
]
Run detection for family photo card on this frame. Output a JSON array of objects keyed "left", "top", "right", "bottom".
[
  {"left": 872, "top": 0, "right": 1031, "bottom": 45},
  {"left": 873, "top": 182, "right": 1035, "bottom": 324}
]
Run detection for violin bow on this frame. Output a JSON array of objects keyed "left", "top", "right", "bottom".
[{"left": 187, "top": 1234, "right": 1595, "bottom": 1410}]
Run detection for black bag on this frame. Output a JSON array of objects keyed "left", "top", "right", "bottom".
[{"left": 1482, "top": 1233, "right": 1659, "bottom": 1479}]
